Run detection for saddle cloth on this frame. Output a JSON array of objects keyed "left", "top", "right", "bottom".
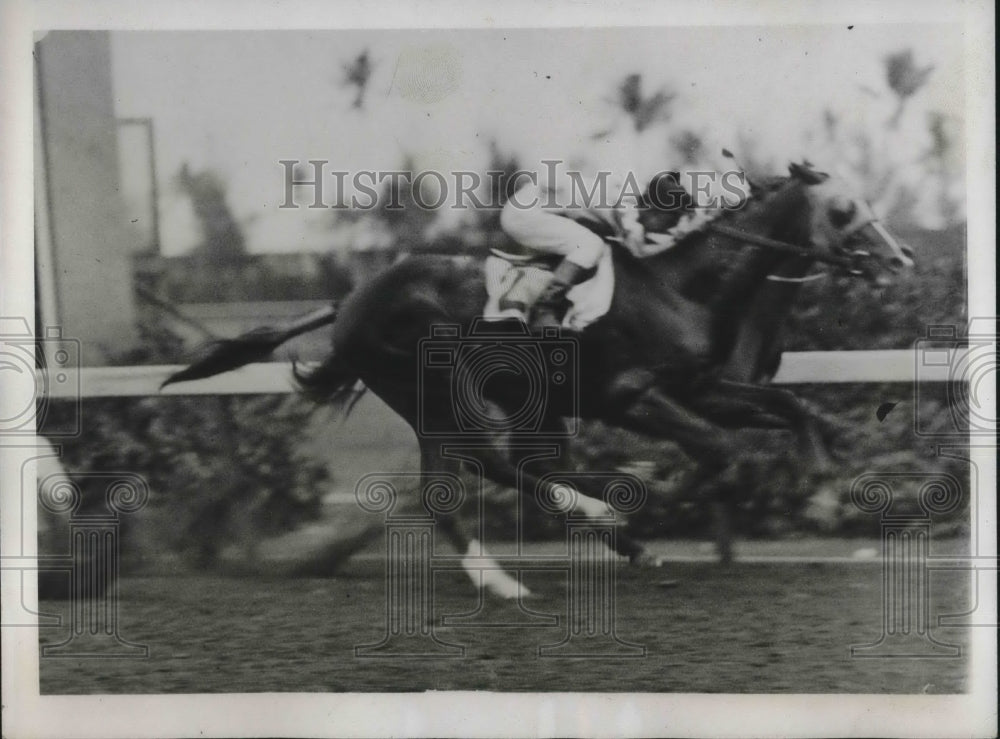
[{"left": 482, "top": 245, "right": 615, "bottom": 331}]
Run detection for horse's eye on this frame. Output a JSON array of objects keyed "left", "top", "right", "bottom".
[{"left": 828, "top": 200, "right": 857, "bottom": 229}]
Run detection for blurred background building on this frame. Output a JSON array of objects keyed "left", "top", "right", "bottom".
[{"left": 34, "top": 31, "right": 138, "bottom": 363}]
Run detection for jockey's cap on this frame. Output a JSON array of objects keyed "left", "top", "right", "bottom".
[{"left": 640, "top": 171, "right": 695, "bottom": 213}]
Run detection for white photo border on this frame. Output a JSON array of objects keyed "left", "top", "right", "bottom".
[{"left": 1, "top": 0, "right": 995, "bottom": 737}]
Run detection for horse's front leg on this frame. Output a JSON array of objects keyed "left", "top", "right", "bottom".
[
  {"left": 606, "top": 370, "right": 744, "bottom": 466},
  {"left": 603, "top": 370, "right": 752, "bottom": 564},
  {"left": 694, "top": 379, "right": 837, "bottom": 470}
]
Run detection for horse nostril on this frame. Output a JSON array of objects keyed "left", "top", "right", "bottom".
[{"left": 901, "top": 244, "right": 915, "bottom": 260}]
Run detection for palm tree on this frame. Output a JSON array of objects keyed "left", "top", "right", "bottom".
[
  {"left": 176, "top": 163, "right": 247, "bottom": 264},
  {"left": 592, "top": 73, "right": 676, "bottom": 178},
  {"left": 341, "top": 50, "right": 374, "bottom": 110},
  {"left": 670, "top": 129, "right": 706, "bottom": 166},
  {"left": 611, "top": 73, "right": 676, "bottom": 134},
  {"left": 884, "top": 49, "right": 934, "bottom": 129}
]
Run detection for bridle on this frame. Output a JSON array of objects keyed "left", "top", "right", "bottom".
[{"left": 705, "top": 222, "right": 876, "bottom": 276}]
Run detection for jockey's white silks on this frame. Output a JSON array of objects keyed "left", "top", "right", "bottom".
[
  {"left": 499, "top": 185, "right": 608, "bottom": 270},
  {"left": 482, "top": 247, "right": 616, "bottom": 330}
]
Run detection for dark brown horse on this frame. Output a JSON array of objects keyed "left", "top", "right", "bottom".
[{"left": 164, "top": 163, "right": 913, "bottom": 597}]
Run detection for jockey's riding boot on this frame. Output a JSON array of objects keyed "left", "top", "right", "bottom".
[{"left": 530, "top": 258, "right": 589, "bottom": 329}]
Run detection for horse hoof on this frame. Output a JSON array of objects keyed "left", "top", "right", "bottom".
[
  {"left": 485, "top": 582, "right": 531, "bottom": 600},
  {"left": 492, "top": 586, "right": 532, "bottom": 600}
]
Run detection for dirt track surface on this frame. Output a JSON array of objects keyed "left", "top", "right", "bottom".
[{"left": 39, "top": 561, "right": 969, "bottom": 694}]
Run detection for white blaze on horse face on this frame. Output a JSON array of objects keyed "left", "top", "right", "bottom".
[
  {"left": 807, "top": 178, "right": 914, "bottom": 268},
  {"left": 807, "top": 177, "right": 874, "bottom": 249},
  {"left": 463, "top": 539, "right": 528, "bottom": 599}
]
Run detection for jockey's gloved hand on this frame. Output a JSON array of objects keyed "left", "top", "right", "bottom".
[
  {"left": 618, "top": 204, "right": 648, "bottom": 255},
  {"left": 624, "top": 223, "right": 647, "bottom": 253},
  {"left": 642, "top": 231, "right": 675, "bottom": 251}
]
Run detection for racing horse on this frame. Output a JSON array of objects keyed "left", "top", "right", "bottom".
[{"left": 163, "top": 162, "right": 914, "bottom": 597}]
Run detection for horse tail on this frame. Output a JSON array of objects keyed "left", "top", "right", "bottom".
[
  {"left": 291, "top": 258, "right": 461, "bottom": 408},
  {"left": 291, "top": 352, "right": 365, "bottom": 411},
  {"left": 160, "top": 304, "right": 339, "bottom": 388}
]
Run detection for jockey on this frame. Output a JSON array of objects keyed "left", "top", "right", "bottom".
[{"left": 498, "top": 170, "right": 697, "bottom": 328}]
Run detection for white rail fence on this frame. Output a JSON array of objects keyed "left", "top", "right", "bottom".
[{"left": 46, "top": 349, "right": 958, "bottom": 398}]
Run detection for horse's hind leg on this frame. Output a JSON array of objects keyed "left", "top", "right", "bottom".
[
  {"left": 289, "top": 520, "right": 384, "bottom": 577},
  {"left": 419, "top": 441, "right": 528, "bottom": 600},
  {"left": 452, "top": 445, "right": 654, "bottom": 565}
]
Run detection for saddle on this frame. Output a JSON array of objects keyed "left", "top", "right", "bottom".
[{"left": 482, "top": 243, "right": 616, "bottom": 331}]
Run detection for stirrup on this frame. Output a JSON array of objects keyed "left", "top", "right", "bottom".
[{"left": 528, "top": 286, "right": 572, "bottom": 330}]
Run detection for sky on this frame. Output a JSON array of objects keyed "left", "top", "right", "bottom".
[{"left": 109, "top": 25, "right": 966, "bottom": 255}]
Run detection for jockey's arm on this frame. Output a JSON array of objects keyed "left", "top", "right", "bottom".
[
  {"left": 617, "top": 203, "right": 648, "bottom": 254},
  {"left": 558, "top": 203, "right": 647, "bottom": 254}
]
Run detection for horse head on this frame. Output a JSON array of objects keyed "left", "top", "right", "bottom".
[{"left": 788, "top": 162, "right": 916, "bottom": 284}]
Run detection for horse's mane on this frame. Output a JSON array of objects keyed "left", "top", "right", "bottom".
[{"left": 667, "top": 173, "right": 791, "bottom": 251}]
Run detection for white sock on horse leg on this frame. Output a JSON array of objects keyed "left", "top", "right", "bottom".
[
  {"left": 463, "top": 539, "right": 529, "bottom": 599},
  {"left": 550, "top": 483, "right": 609, "bottom": 518},
  {"left": 574, "top": 492, "right": 610, "bottom": 518}
]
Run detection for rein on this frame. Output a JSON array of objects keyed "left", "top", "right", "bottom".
[{"left": 705, "top": 223, "right": 864, "bottom": 272}]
